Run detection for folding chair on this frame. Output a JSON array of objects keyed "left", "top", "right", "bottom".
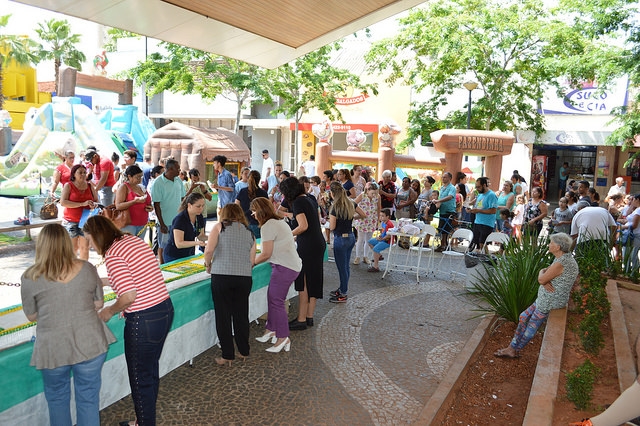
[
  {"left": 436, "top": 228, "right": 474, "bottom": 277},
  {"left": 482, "top": 232, "right": 511, "bottom": 255},
  {"left": 409, "top": 224, "right": 437, "bottom": 278}
]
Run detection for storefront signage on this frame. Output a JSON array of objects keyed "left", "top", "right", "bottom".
[
  {"left": 335, "top": 94, "right": 368, "bottom": 105},
  {"left": 458, "top": 135, "right": 504, "bottom": 153},
  {"left": 540, "top": 77, "right": 628, "bottom": 115}
]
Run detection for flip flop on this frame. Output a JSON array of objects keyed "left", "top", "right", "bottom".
[{"left": 493, "top": 348, "right": 520, "bottom": 359}]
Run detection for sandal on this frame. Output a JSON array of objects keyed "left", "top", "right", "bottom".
[
  {"left": 367, "top": 266, "right": 380, "bottom": 273},
  {"left": 493, "top": 348, "right": 520, "bottom": 359}
]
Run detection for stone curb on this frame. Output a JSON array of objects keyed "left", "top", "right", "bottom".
[
  {"left": 415, "top": 314, "right": 497, "bottom": 425},
  {"left": 522, "top": 307, "right": 566, "bottom": 426},
  {"left": 607, "top": 280, "right": 636, "bottom": 392}
]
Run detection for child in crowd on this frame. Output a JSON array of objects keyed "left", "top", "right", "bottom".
[
  {"left": 309, "top": 175, "right": 321, "bottom": 200},
  {"left": 367, "top": 208, "right": 395, "bottom": 272},
  {"left": 550, "top": 197, "right": 574, "bottom": 234},
  {"left": 354, "top": 182, "right": 381, "bottom": 265},
  {"left": 512, "top": 194, "right": 525, "bottom": 243},
  {"left": 499, "top": 208, "right": 514, "bottom": 237}
]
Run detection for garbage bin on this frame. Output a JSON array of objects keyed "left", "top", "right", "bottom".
[{"left": 465, "top": 252, "right": 498, "bottom": 290}]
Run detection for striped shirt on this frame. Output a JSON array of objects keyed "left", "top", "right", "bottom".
[{"left": 105, "top": 234, "right": 169, "bottom": 313}]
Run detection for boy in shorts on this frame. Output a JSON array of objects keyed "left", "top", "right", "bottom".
[{"left": 367, "top": 208, "right": 395, "bottom": 272}]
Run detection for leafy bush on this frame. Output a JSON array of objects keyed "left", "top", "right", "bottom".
[
  {"left": 466, "top": 234, "right": 553, "bottom": 323},
  {"left": 572, "top": 238, "right": 611, "bottom": 355},
  {"left": 566, "top": 359, "right": 599, "bottom": 410}
]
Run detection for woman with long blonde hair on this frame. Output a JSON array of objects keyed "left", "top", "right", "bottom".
[
  {"left": 22, "top": 223, "right": 114, "bottom": 426},
  {"left": 328, "top": 181, "right": 366, "bottom": 303}
]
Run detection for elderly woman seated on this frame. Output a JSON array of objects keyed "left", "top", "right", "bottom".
[{"left": 494, "top": 232, "right": 579, "bottom": 358}]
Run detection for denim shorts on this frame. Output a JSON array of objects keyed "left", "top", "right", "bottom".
[
  {"left": 62, "top": 220, "right": 84, "bottom": 238},
  {"left": 157, "top": 225, "right": 170, "bottom": 249}
]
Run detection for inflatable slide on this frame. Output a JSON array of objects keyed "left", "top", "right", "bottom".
[{"left": 0, "top": 98, "right": 155, "bottom": 196}]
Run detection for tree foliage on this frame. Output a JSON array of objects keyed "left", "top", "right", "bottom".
[
  {"left": 127, "top": 43, "right": 268, "bottom": 134},
  {"left": 559, "top": 0, "right": 640, "bottom": 151},
  {"left": 35, "top": 19, "right": 86, "bottom": 94},
  {"left": 0, "top": 14, "right": 39, "bottom": 110},
  {"left": 366, "top": 0, "right": 622, "bottom": 144},
  {"left": 266, "top": 43, "right": 378, "bottom": 163}
]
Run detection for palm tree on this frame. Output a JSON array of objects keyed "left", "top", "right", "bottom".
[
  {"left": 0, "top": 14, "right": 39, "bottom": 110},
  {"left": 35, "top": 19, "right": 86, "bottom": 94}
]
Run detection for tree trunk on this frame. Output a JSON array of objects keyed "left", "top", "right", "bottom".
[
  {"left": 54, "top": 59, "right": 61, "bottom": 94},
  {"left": 234, "top": 102, "right": 241, "bottom": 135}
]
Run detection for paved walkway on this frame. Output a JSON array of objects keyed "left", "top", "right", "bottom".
[
  {"left": 97, "top": 251, "right": 477, "bottom": 425},
  {"left": 0, "top": 196, "right": 483, "bottom": 425}
]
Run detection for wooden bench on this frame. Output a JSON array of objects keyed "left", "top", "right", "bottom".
[{"left": 0, "top": 219, "right": 62, "bottom": 239}]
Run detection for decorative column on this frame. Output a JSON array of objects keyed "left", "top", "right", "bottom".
[{"left": 312, "top": 119, "right": 334, "bottom": 174}]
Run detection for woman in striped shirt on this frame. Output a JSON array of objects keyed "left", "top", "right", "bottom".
[{"left": 83, "top": 215, "right": 174, "bottom": 426}]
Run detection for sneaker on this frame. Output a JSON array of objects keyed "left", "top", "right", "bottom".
[
  {"left": 362, "top": 257, "right": 370, "bottom": 264},
  {"left": 353, "top": 257, "right": 360, "bottom": 265},
  {"left": 329, "top": 294, "right": 348, "bottom": 303},
  {"left": 329, "top": 289, "right": 341, "bottom": 297}
]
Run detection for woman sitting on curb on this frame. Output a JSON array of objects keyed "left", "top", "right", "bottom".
[{"left": 494, "top": 232, "right": 578, "bottom": 358}]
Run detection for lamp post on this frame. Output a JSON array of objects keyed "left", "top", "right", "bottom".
[{"left": 463, "top": 81, "right": 478, "bottom": 129}]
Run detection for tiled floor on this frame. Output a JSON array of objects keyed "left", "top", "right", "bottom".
[{"left": 99, "top": 251, "right": 478, "bottom": 425}]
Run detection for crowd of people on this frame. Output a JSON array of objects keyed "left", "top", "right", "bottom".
[{"left": 26, "top": 147, "right": 640, "bottom": 425}]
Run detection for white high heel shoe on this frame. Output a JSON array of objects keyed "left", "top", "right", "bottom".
[
  {"left": 256, "top": 331, "right": 276, "bottom": 343},
  {"left": 266, "top": 337, "right": 291, "bottom": 353}
]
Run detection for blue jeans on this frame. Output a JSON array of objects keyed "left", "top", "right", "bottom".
[
  {"left": 41, "top": 351, "right": 107, "bottom": 426},
  {"left": 333, "top": 233, "right": 356, "bottom": 295},
  {"left": 122, "top": 224, "right": 147, "bottom": 239},
  {"left": 124, "top": 298, "right": 174, "bottom": 426}
]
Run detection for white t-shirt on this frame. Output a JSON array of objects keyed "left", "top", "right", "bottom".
[
  {"left": 302, "top": 160, "right": 316, "bottom": 177},
  {"left": 261, "top": 157, "right": 274, "bottom": 183},
  {"left": 570, "top": 206, "right": 616, "bottom": 243},
  {"left": 607, "top": 184, "right": 626, "bottom": 198},
  {"left": 260, "top": 218, "right": 302, "bottom": 272}
]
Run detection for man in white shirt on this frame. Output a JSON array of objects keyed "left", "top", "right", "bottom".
[
  {"left": 301, "top": 155, "right": 316, "bottom": 178},
  {"left": 260, "top": 149, "right": 274, "bottom": 186},
  {"left": 570, "top": 200, "right": 616, "bottom": 260},
  {"left": 605, "top": 177, "right": 626, "bottom": 202}
]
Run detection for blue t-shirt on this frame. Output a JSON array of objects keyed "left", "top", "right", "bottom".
[
  {"left": 439, "top": 183, "right": 456, "bottom": 214},
  {"left": 217, "top": 169, "right": 236, "bottom": 208},
  {"left": 474, "top": 190, "right": 498, "bottom": 227}
]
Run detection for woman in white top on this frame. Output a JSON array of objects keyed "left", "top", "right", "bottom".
[{"left": 251, "top": 197, "right": 302, "bottom": 353}]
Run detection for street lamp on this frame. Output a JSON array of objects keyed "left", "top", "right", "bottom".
[{"left": 463, "top": 81, "right": 478, "bottom": 129}]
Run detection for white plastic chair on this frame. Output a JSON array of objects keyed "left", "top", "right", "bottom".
[
  {"left": 409, "top": 224, "right": 437, "bottom": 278},
  {"left": 436, "top": 228, "right": 474, "bottom": 277},
  {"left": 482, "top": 232, "right": 511, "bottom": 254}
]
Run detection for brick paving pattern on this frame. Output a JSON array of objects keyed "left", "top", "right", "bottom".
[{"left": 98, "top": 250, "right": 479, "bottom": 425}]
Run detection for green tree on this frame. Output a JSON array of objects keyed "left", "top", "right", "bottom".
[
  {"left": 128, "top": 43, "right": 268, "bottom": 135},
  {"left": 35, "top": 19, "right": 86, "bottom": 94},
  {"left": 0, "top": 14, "right": 39, "bottom": 110},
  {"left": 366, "top": 0, "right": 622, "bottom": 144},
  {"left": 267, "top": 43, "right": 377, "bottom": 159},
  {"left": 559, "top": 0, "right": 640, "bottom": 153}
]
